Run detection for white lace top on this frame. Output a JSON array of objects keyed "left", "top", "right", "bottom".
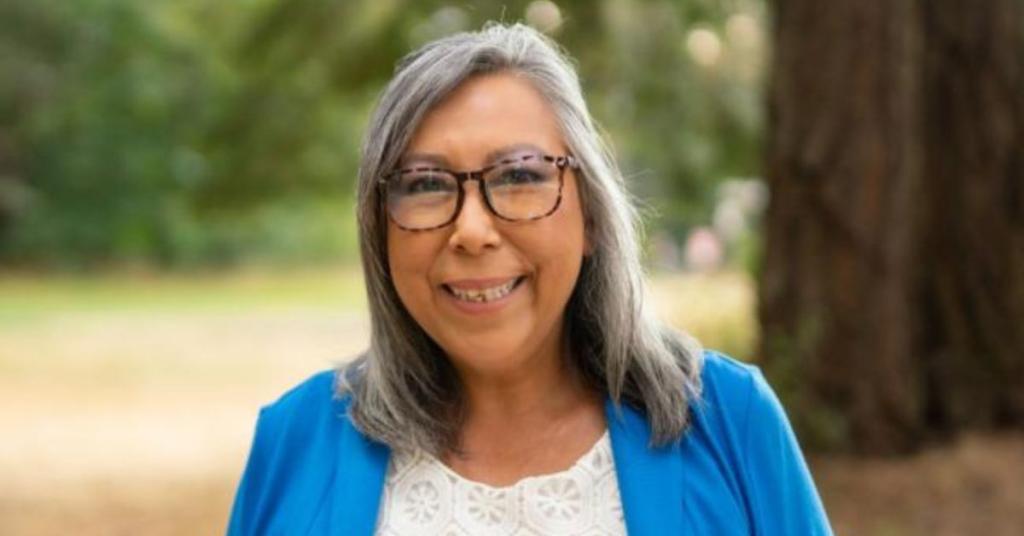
[{"left": 374, "top": 431, "right": 627, "bottom": 535}]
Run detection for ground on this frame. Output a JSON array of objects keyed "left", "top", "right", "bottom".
[{"left": 0, "top": 269, "right": 1020, "bottom": 535}]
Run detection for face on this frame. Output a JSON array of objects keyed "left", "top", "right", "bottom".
[{"left": 386, "top": 72, "right": 587, "bottom": 378}]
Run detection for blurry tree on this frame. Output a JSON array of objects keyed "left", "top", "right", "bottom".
[
  {"left": 195, "top": 0, "right": 411, "bottom": 210},
  {"left": 759, "top": 0, "right": 1024, "bottom": 453},
  {"left": 213, "top": 0, "right": 766, "bottom": 243},
  {"left": 0, "top": 0, "right": 360, "bottom": 268},
  {"left": 0, "top": 1, "right": 231, "bottom": 267},
  {"left": 0, "top": 0, "right": 766, "bottom": 269}
]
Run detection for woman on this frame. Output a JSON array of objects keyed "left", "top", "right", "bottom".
[{"left": 227, "top": 23, "right": 832, "bottom": 535}]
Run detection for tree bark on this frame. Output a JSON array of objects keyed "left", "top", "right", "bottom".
[
  {"left": 759, "top": 0, "right": 1024, "bottom": 454},
  {"left": 915, "top": 0, "right": 1024, "bottom": 433}
]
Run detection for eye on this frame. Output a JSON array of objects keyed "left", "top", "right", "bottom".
[
  {"left": 399, "top": 173, "right": 455, "bottom": 195},
  {"left": 493, "top": 168, "right": 545, "bottom": 186}
]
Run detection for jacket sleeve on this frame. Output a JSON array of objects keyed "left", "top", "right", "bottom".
[
  {"left": 226, "top": 408, "right": 273, "bottom": 536},
  {"left": 740, "top": 367, "right": 834, "bottom": 536}
]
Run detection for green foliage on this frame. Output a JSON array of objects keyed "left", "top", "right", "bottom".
[
  {"left": 729, "top": 225, "right": 763, "bottom": 275},
  {"left": 0, "top": 0, "right": 765, "bottom": 270}
]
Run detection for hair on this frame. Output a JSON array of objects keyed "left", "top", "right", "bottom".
[{"left": 339, "top": 22, "right": 704, "bottom": 456}]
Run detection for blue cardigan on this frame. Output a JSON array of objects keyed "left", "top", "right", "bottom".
[{"left": 227, "top": 351, "right": 832, "bottom": 535}]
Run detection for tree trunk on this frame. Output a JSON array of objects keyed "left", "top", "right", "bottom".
[
  {"left": 915, "top": 0, "right": 1024, "bottom": 434},
  {"left": 759, "top": 0, "right": 1024, "bottom": 454}
]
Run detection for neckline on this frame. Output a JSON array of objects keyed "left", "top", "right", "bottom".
[{"left": 422, "top": 429, "right": 611, "bottom": 491}]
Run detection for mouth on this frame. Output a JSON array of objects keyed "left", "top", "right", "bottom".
[{"left": 442, "top": 276, "right": 528, "bottom": 304}]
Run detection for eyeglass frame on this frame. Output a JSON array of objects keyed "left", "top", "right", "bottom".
[{"left": 378, "top": 153, "right": 581, "bottom": 232}]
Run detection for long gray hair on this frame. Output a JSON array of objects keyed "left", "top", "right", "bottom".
[{"left": 340, "top": 22, "right": 704, "bottom": 455}]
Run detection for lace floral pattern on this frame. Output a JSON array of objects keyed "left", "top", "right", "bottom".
[{"left": 375, "top": 431, "right": 626, "bottom": 535}]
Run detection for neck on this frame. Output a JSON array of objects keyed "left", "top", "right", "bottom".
[
  {"left": 459, "top": 348, "right": 586, "bottom": 424},
  {"left": 449, "top": 335, "right": 603, "bottom": 459}
]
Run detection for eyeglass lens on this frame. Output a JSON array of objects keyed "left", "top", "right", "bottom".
[{"left": 386, "top": 155, "right": 563, "bottom": 230}]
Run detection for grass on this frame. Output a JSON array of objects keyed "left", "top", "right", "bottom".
[
  {"left": 0, "top": 265, "right": 369, "bottom": 324},
  {"left": 0, "top": 265, "right": 757, "bottom": 357}
]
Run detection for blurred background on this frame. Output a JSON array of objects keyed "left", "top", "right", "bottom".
[{"left": 0, "top": 0, "right": 1021, "bottom": 534}]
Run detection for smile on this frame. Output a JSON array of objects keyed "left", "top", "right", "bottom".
[{"left": 443, "top": 276, "right": 526, "bottom": 303}]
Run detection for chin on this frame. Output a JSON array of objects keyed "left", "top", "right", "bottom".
[{"left": 443, "top": 334, "right": 534, "bottom": 375}]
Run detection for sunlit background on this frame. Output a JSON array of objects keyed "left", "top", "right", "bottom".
[{"left": 1, "top": 1, "right": 1021, "bottom": 534}]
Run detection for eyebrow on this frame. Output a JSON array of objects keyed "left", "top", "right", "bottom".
[{"left": 400, "top": 143, "right": 550, "bottom": 168}]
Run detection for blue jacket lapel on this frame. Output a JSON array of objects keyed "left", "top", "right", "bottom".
[
  {"left": 606, "top": 397, "right": 685, "bottom": 535},
  {"left": 325, "top": 411, "right": 390, "bottom": 535}
]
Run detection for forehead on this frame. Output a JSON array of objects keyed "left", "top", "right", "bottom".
[{"left": 403, "top": 72, "right": 567, "bottom": 167}]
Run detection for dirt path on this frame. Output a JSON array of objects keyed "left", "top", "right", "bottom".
[{"left": 814, "top": 432, "right": 1024, "bottom": 535}]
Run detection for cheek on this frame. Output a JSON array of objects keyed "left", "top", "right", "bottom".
[
  {"left": 532, "top": 201, "right": 587, "bottom": 304},
  {"left": 386, "top": 228, "right": 439, "bottom": 312}
]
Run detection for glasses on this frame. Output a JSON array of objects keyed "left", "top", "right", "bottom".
[{"left": 380, "top": 153, "right": 580, "bottom": 231}]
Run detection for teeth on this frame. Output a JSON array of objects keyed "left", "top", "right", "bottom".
[{"left": 448, "top": 278, "right": 519, "bottom": 303}]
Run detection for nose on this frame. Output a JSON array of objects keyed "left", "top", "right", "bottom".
[{"left": 447, "top": 181, "right": 501, "bottom": 255}]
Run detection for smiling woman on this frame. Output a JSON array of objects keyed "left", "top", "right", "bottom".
[
  {"left": 388, "top": 73, "right": 589, "bottom": 390},
  {"left": 226, "top": 22, "right": 832, "bottom": 536}
]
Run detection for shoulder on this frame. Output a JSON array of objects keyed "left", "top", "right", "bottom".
[
  {"left": 253, "top": 368, "right": 354, "bottom": 455},
  {"left": 608, "top": 349, "right": 829, "bottom": 532},
  {"left": 696, "top": 349, "right": 768, "bottom": 415},
  {"left": 259, "top": 368, "right": 348, "bottom": 422},
  {"left": 690, "top": 351, "right": 833, "bottom": 534},
  {"left": 698, "top": 349, "right": 763, "bottom": 396},
  {"left": 690, "top": 349, "right": 787, "bottom": 449},
  {"left": 248, "top": 367, "right": 350, "bottom": 452},
  {"left": 227, "top": 368, "right": 355, "bottom": 535},
  {"left": 247, "top": 368, "right": 356, "bottom": 482}
]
